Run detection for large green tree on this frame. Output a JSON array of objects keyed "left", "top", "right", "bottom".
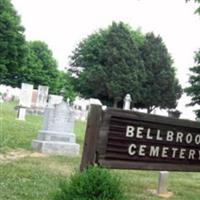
[
  {"left": 0, "top": 0, "right": 27, "bottom": 86},
  {"left": 20, "top": 41, "right": 76, "bottom": 99},
  {"left": 70, "top": 22, "right": 182, "bottom": 111},
  {"left": 139, "top": 33, "right": 182, "bottom": 113},
  {"left": 185, "top": 50, "right": 200, "bottom": 118},
  {"left": 20, "top": 41, "right": 60, "bottom": 93},
  {"left": 57, "top": 71, "right": 77, "bottom": 102},
  {"left": 70, "top": 22, "right": 146, "bottom": 107}
]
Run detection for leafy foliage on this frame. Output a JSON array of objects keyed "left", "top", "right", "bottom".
[
  {"left": 139, "top": 33, "right": 182, "bottom": 113},
  {"left": 185, "top": 50, "right": 200, "bottom": 118},
  {"left": 15, "top": 41, "right": 76, "bottom": 100},
  {"left": 0, "top": 0, "right": 27, "bottom": 87},
  {"left": 71, "top": 22, "right": 146, "bottom": 107},
  {"left": 54, "top": 166, "right": 126, "bottom": 200},
  {"left": 56, "top": 71, "right": 77, "bottom": 101},
  {"left": 19, "top": 41, "right": 59, "bottom": 93},
  {"left": 71, "top": 22, "right": 182, "bottom": 111}
]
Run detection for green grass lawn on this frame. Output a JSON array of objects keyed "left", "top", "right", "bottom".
[{"left": 0, "top": 102, "right": 200, "bottom": 200}]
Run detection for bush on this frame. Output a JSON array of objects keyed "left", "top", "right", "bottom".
[{"left": 54, "top": 166, "right": 126, "bottom": 200}]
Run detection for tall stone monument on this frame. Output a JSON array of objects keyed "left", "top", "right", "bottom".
[
  {"left": 36, "top": 85, "right": 49, "bottom": 108},
  {"left": 32, "top": 101, "right": 80, "bottom": 155},
  {"left": 123, "top": 94, "right": 132, "bottom": 110},
  {"left": 17, "top": 83, "right": 33, "bottom": 120}
]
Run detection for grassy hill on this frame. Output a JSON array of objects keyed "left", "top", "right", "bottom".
[{"left": 0, "top": 102, "right": 200, "bottom": 200}]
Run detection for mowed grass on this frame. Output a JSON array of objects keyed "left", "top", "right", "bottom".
[
  {"left": 0, "top": 102, "right": 86, "bottom": 152},
  {"left": 0, "top": 101, "right": 42, "bottom": 151},
  {"left": 0, "top": 102, "right": 200, "bottom": 200}
]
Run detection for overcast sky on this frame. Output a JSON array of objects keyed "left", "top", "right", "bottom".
[{"left": 11, "top": 0, "right": 200, "bottom": 120}]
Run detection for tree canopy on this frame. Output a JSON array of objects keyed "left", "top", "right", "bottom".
[
  {"left": 70, "top": 22, "right": 182, "bottom": 111},
  {"left": 71, "top": 22, "right": 146, "bottom": 107},
  {"left": 185, "top": 50, "right": 200, "bottom": 118},
  {"left": 139, "top": 33, "right": 182, "bottom": 113},
  {"left": 19, "top": 41, "right": 75, "bottom": 100},
  {"left": 19, "top": 41, "right": 60, "bottom": 93},
  {"left": 0, "top": 0, "right": 27, "bottom": 87}
]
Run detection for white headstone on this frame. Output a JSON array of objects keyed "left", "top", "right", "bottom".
[
  {"left": 19, "top": 83, "right": 33, "bottom": 108},
  {"left": 48, "top": 94, "right": 63, "bottom": 105},
  {"left": 157, "top": 171, "right": 169, "bottom": 195},
  {"left": 123, "top": 94, "right": 132, "bottom": 110},
  {"left": 17, "top": 107, "right": 26, "bottom": 120},
  {"left": 36, "top": 85, "right": 49, "bottom": 108},
  {"left": 32, "top": 101, "right": 79, "bottom": 155}
]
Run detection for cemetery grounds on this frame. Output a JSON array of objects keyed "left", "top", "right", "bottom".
[{"left": 0, "top": 102, "right": 200, "bottom": 200}]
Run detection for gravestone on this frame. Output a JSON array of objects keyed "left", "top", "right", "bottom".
[
  {"left": 123, "top": 94, "right": 132, "bottom": 110},
  {"left": 17, "top": 83, "right": 33, "bottom": 120},
  {"left": 48, "top": 94, "right": 63, "bottom": 105},
  {"left": 19, "top": 83, "right": 33, "bottom": 108},
  {"left": 31, "top": 89, "right": 38, "bottom": 107},
  {"left": 36, "top": 85, "right": 49, "bottom": 108},
  {"left": 32, "top": 101, "right": 80, "bottom": 155}
]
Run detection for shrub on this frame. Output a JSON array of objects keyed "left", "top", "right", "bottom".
[{"left": 54, "top": 165, "right": 126, "bottom": 200}]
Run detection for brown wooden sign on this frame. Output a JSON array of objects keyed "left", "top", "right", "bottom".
[{"left": 80, "top": 105, "right": 200, "bottom": 171}]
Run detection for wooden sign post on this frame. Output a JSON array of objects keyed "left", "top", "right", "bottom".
[{"left": 81, "top": 105, "right": 200, "bottom": 172}]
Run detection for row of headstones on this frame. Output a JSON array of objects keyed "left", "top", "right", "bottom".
[
  {"left": 16, "top": 83, "right": 80, "bottom": 156},
  {"left": 0, "top": 85, "right": 21, "bottom": 102},
  {"left": 17, "top": 83, "right": 63, "bottom": 120},
  {"left": 16, "top": 83, "right": 105, "bottom": 157}
]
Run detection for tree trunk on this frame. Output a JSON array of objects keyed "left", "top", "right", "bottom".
[
  {"left": 113, "top": 98, "right": 118, "bottom": 108},
  {"left": 147, "top": 108, "right": 151, "bottom": 114}
]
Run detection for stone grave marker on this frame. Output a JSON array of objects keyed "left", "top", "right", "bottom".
[
  {"left": 48, "top": 94, "right": 63, "bottom": 105},
  {"left": 123, "top": 94, "right": 132, "bottom": 110},
  {"left": 31, "top": 89, "right": 38, "bottom": 107},
  {"left": 32, "top": 101, "right": 80, "bottom": 155},
  {"left": 36, "top": 85, "right": 49, "bottom": 108},
  {"left": 17, "top": 83, "right": 33, "bottom": 120}
]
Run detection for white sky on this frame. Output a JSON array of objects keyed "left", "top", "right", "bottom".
[{"left": 11, "top": 0, "right": 200, "bottom": 120}]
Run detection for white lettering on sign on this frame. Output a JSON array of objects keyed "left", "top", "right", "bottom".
[
  {"left": 149, "top": 146, "right": 160, "bottom": 157},
  {"left": 147, "top": 128, "right": 153, "bottom": 139},
  {"left": 166, "top": 131, "right": 174, "bottom": 141},
  {"left": 161, "top": 147, "right": 169, "bottom": 158},
  {"left": 138, "top": 145, "right": 146, "bottom": 156},
  {"left": 188, "top": 150, "right": 195, "bottom": 160},
  {"left": 126, "top": 126, "right": 135, "bottom": 137},
  {"left": 172, "top": 148, "right": 178, "bottom": 158},
  {"left": 186, "top": 133, "right": 193, "bottom": 144},
  {"left": 156, "top": 129, "right": 163, "bottom": 141},
  {"left": 125, "top": 125, "right": 200, "bottom": 161},
  {"left": 176, "top": 132, "right": 183, "bottom": 143},
  {"left": 128, "top": 144, "right": 136, "bottom": 155},
  {"left": 136, "top": 127, "right": 144, "bottom": 138},
  {"left": 127, "top": 144, "right": 200, "bottom": 160},
  {"left": 195, "top": 135, "right": 200, "bottom": 145}
]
